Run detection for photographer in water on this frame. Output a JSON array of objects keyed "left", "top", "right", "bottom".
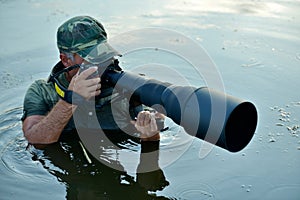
[
  {"left": 21, "top": 16, "right": 169, "bottom": 198},
  {"left": 21, "top": 15, "right": 161, "bottom": 144}
]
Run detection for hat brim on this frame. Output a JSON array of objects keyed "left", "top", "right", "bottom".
[{"left": 77, "top": 41, "right": 121, "bottom": 66}]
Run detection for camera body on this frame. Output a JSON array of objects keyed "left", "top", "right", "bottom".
[
  {"left": 78, "top": 59, "right": 120, "bottom": 81},
  {"left": 78, "top": 60, "right": 122, "bottom": 98}
]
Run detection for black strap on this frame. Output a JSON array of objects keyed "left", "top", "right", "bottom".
[
  {"left": 53, "top": 77, "right": 86, "bottom": 105},
  {"left": 48, "top": 62, "right": 85, "bottom": 105},
  {"left": 47, "top": 61, "right": 80, "bottom": 83}
]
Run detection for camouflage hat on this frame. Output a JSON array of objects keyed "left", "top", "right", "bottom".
[{"left": 57, "top": 16, "right": 120, "bottom": 65}]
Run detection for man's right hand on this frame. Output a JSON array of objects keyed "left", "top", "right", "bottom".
[{"left": 68, "top": 67, "right": 101, "bottom": 100}]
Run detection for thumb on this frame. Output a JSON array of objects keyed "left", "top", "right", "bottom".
[{"left": 154, "top": 112, "right": 165, "bottom": 119}]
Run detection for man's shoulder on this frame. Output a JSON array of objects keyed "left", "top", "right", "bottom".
[
  {"left": 26, "top": 78, "right": 57, "bottom": 99},
  {"left": 31, "top": 78, "right": 50, "bottom": 85},
  {"left": 29, "top": 78, "right": 54, "bottom": 90},
  {"left": 22, "top": 78, "right": 59, "bottom": 120}
]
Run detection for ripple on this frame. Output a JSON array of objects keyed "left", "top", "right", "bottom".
[
  {"left": 0, "top": 107, "right": 22, "bottom": 132},
  {"left": 0, "top": 136, "right": 34, "bottom": 178},
  {"left": 214, "top": 175, "right": 273, "bottom": 199},
  {"left": 159, "top": 123, "right": 194, "bottom": 169},
  {"left": 0, "top": 107, "right": 65, "bottom": 199},
  {"left": 296, "top": 53, "right": 300, "bottom": 61},
  {"left": 241, "top": 58, "right": 264, "bottom": 68},
  {"left": 263, "top": 185, "right": 300, "bottom": 200},
  {"left": 0, "top": 107, "right": 46, "bottom": 179},
  {"left": 169, "top": 180, "right": 216, "bottom": 200}
]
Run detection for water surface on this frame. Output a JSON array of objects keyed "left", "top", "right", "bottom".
[{"left": 1, "top": 0, "right": 300, "bottom": 199}]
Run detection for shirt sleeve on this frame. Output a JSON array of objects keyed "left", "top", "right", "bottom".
[{"left": 21, "top": 80, "right": 53, "bottom": 121}]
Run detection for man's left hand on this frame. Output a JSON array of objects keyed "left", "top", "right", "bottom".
[{"left": 131, "top": 111, "right": 162, "bottom": 141}]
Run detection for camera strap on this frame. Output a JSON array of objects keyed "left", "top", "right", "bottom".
[{"left": 47, "top": 62, "right": 85, "bottom": 105}]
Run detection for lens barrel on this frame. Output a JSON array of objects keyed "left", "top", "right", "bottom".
[{"left": 103, "top": 70, "right": 258, "bottom": 152}]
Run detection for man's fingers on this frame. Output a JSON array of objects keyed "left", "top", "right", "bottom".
[
  {"left": 84, "top": 77, "right": 101, "bottom": 87},
  {"left": 79, "top": 67, "right": 98, "bottom": 80},
  {"left": 136, "top": 111, "right": 146, "bottom": 127},
  {"left": 90, "top": 89, "right": 101, "bottom": 98},
  {"left": 86, "top": 82, "right": 101, "bottom": 92},
  {"left": 70, "top": 67, "right": 101, "bottom": 99},
  {"left": 150, "top": 117, "right": 158, "bottom": 132},
  {"left": 144, "top": 112, "right": 151, "bottom": 126}
]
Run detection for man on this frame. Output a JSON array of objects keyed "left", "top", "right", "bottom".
[
  {"left": 21, "top": 16, "right": 170, "bottom": 199},
  {"left": 21, "top": 15, "right": 161, "bottom": 144}
]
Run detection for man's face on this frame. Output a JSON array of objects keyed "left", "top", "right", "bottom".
[{"left": 61, "top": 53, "right": 85, "bottom": 81}]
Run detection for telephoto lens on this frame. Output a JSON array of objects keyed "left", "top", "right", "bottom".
[{"left": 102, "top": 68, "right": 258, "bottom": 152}]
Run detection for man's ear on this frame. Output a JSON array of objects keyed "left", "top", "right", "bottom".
[{"left": 60, "top": 53, "right": 70, "bottom": 67}]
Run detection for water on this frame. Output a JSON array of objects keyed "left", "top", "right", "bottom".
[{"left": 1, "top": 0, "right": 300, "bottom": 199}]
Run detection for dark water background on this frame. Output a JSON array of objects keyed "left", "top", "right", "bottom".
[{"left": 1, "top": 0, "right": 300, "bottom": 199}]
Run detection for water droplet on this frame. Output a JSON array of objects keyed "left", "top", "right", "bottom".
[
  {"left": 270, "top": 106, "right": 279, "bottom": 110},
  {"left": 196, "top": 37, "right": 203, "bottom": 41},
  {"left": 268, "top": 132, "right": 273, "bottom": 136},
  {"left": 269, "top": 137, "right": 276, "bottom": 142},
  {"left": 296, "top": 53, "right": 300, "bottom": 61}
]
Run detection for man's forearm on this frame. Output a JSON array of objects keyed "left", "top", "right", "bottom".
[{"left": 23, "top": 99, "right": 76, "bottom": 144}]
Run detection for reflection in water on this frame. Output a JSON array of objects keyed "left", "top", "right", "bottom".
[
  {"left": 0, "top": 106, "right": 192, "bottom": 199},
  {"left": 27, "top": 130, "right": 170, "bottom": 199}
]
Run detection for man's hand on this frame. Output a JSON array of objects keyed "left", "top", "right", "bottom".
[
  {"left": 68, "top": 67, "right": 101, "bottom": 100},
  {"left": 132, "top": 111, "right": 163, "bottom": 141}
]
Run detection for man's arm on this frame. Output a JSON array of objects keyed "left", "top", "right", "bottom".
[
  {"left": 22, "top": 100, "right": 75, "bottom": 144},
  {"left": 22, "top": 67, "right": 101, "bottom": 144}
]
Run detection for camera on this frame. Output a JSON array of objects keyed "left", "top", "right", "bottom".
[
  {"left": 79, "top": 59, "right": 120, "bottom": 81},
  {"left": 77, "top": 60, "right": 122, "bottom": 98}
]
